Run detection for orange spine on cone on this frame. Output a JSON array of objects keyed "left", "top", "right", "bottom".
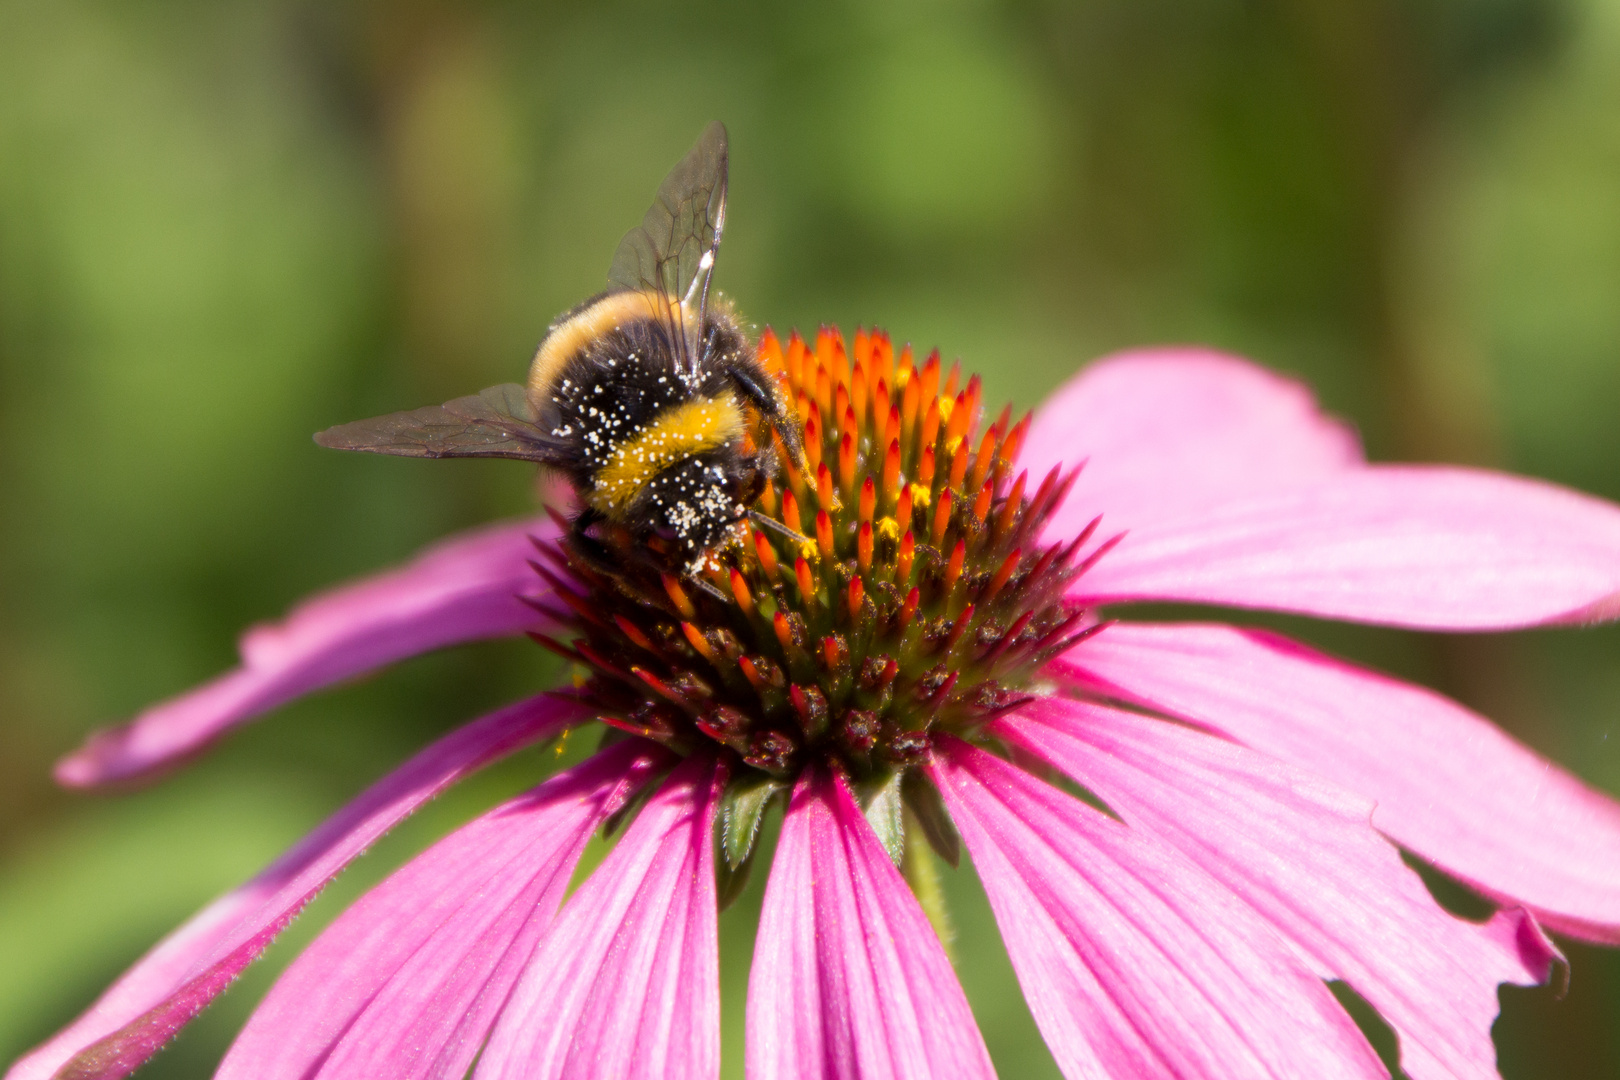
[
  {"left": 881, "top": 441, "right": 901, "bottom": 510},
  {"left": 781, "top": 488, "right": 803, "bottom": 536},
  {"left": 918, "top": 445, "right": 936, "bottom": 489},
  {"left": 754, "top": 530, "right": 779, "bottom": 578},
  {"left": 945, "top": 539, "right": 966, "bottom": 592},
  {"left": 681, "top": 621, "right": 714, "bottom": 661},
  {"left": 899, "top": 586, "right": 920, "bottom": 630},
  {"left": 817, "top": 462, "right": 837, "bottom": 512},
  {"left": 730, "top": 568, "right": 755, "bottom": 615},
  {"left": 968, "top": 427, "right": 998, "bottom": 493},
  {"left": 795, "top": 557, "right": 816, "bottom": 604},
  {"left": 897, "top": 530, "right": 915, "bottom": 583},
  {"left": 919, "top": 350, "right": 940, "bottom": 407},
  {"left": 946, "top": 391, "right": 972, "bottom": 446},
  {"left": 949, "top": 440, "right": 970, "bottom": 491},
  {"left": 1000, "top": 413, "right": 1030, "bottom": 471},
  {"left": 995, "top": 472, "right": 1026, "bottom": 538},
  {"left": 920, "top": 399, "right": 942, "bottom": 460},
  {"left": 663, "top": 574, "right": 696, "bottom": 619},
  {"left": 932, "top": 489, "right": 953, "bottom": 546},
  {"left": 972, "top": 483, "right": 993, "bottom": 524},
  {"left": 901, "top": 376, "right": 920, "bottom": 444},
  {"left": 983, "top": 549, "right": 1020, "bottom": 605},
  {"left": 614, "top": 614, "right": 655, "bottom": 652}
]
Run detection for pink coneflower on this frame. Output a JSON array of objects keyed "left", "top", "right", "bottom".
[{"left": 12, "top": 330, "right": 1620, "bottom": 1080}]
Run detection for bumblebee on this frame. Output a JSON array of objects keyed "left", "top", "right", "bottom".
[{"left": 315, "top": 122, "right": 806, "bottom": 576}]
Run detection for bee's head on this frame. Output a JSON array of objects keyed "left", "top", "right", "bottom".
[{"left": 634, "top": 449, "right": 756, "bottom": 562}]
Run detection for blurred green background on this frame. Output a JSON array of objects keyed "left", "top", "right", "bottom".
[{"left": 2, "top": 0, "right": 1618, "bottom": 1076}]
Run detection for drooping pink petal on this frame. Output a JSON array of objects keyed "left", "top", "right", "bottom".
[
  {"left": 56, "top": 515, "right": 560, "bottom": 788},
  {"left": 746, "top": 766, "right": 995, "bottom": 1080},
  {"left": 1058, "top": 621, "right": 1620, "bottom": 943},
  {"left": 1022, "top": 349, "right": 1361, "bottom": 538},
  {"left": 216, "top": 738, "right": 669, "bottom": 1080},
  {"left": 474, "top": 753, "right": 724, "bottom": 1080},
  {"left": 1069, "top": 467, "right": 1620, "bottom": 629},
  {"left": 998, "top": 697, "right": 1558, "bottom": 1080},
  {"left": 6, "top": 693, "right": 588, "bottom": 1080},
  {"left": 931, "top": 738, "right": 1385, "bottom": 1080}
]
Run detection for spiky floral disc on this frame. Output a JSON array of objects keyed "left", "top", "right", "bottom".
[{"left": 529, "top": 326, "right": 1106, "bottom": 870}]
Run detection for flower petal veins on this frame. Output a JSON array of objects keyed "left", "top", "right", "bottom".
[
  {"left": 998, "top": 697, "right": 1558, "bottom": 1080},
  {"left": 747, "top": 766, "right": 995, "bottom": 1080},
  {"left": 1058, "top": 621, "right": 1620, "bottom": 944},
  {"left": 474, "top": 752, "right": 724, "bottom": 1080},
  {"left": 932, "top": 738, "right": 1387, "bottom": 1080},
  {"left": 216, "top": 738, "right": 669, "bottom": 1080},
  {"left": 7, "top": 693, "right": 587, "bottom": 1080},
  {"left": 55, "top": 516, "right": 560, "bottom": 789}
]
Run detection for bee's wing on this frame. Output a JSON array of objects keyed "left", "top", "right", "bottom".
[
  {"left": 606, "top": 121, "right": 728, "bottom": 377},
  {"left": 314, "top": 383, "right": 568, "bottom": 464}
]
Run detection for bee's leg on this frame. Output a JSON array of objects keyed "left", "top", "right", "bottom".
[
  {"left": 564, "top": 506, "right": 622, "bottom": 577},
  {"left": 681, "top": 572, "right": 731, "bottom": 603},
  {"left": 728, "top": 367, "right": 809, "bottom": 475},
  {"left": 734, "top": 457, "right": 767, "bottom": 506}
]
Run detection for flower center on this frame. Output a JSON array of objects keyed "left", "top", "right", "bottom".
[{"left": 532, "top": 326, "right": 1091, "bottom": 786}]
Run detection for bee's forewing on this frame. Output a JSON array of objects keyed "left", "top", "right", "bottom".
[
  {"left": 313, "top": 383, "right": 567, "bottom": 464},
  {"left": 606, "top": 121, "right": 728, "bottom": 376}
]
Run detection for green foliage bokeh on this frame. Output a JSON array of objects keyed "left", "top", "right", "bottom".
[{"left": 2, "top": 0, "right": 1618, "bottom": 1076}]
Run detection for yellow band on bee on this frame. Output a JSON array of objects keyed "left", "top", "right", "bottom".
[{"left": 589, "top": 393, "right": 746, "bottom": 513}]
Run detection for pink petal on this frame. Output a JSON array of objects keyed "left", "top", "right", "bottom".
[
  {"left": 56, "top": 515, "right": 560, "bottom": 788},
  {"left": 746, "top": 766, "right": 995, "bottom": 1080},
  {"left": 217, "top": 738, "right": 669, "bottom": 1080},
  {"left": 1070, "top": 466, "right": 1620, "bottom": 630},
  {"left": 999, "top": 697, "right": 1557, "bottom": 1080},
  {"left": 931, "top": 738, "right": 1385, "bottom": 1080},
  {"left": 1059, "top": 621, "right": 1620, "bottom": 942},
  {"left": 6, "top": 693, "right": 587, "bottom": 1080},
  {"left": 474, "top": 753, "right": 724, "bottom": 1080},
  {"left": 1022, "top": 349, "right": 1361, "bottom": 538}
]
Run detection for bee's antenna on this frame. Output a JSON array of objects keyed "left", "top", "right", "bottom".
[{"left": 747, "top": 508, "right": 811, "bottom": 545}]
